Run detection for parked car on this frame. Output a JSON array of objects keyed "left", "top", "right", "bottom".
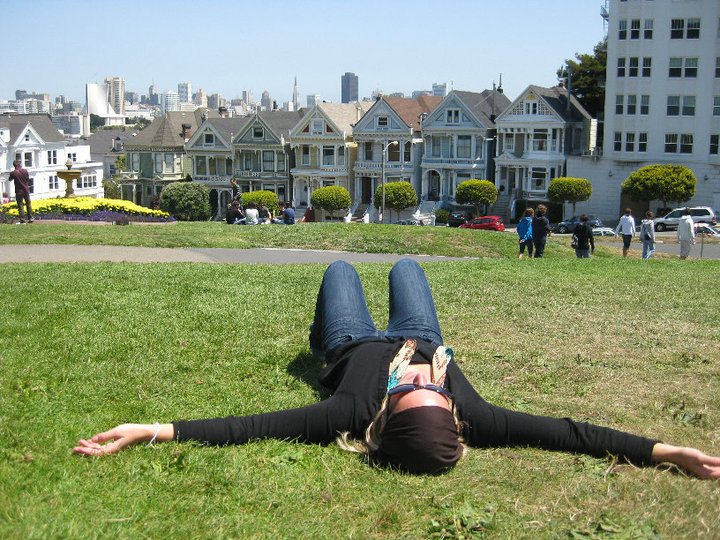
[
  {"left": 447, "top": 211, "right": 472, "bottom": 227},
  {"left": 555, "top": 215, "right": 603, "bottom": 234},
  {"left": 694, "top": 223, "right": 720, "bottom": 237},
  {"left": 654, "top": 206, "right": 716, "bottom": 231},
  {"left": 459, "top": 216, "right": 505, "bottom": 231},
  {"left": 392, "top": 219, "right": 423, "bottom": 226},
  {"left": 592, "top": 227, "right": 616, "bottom": 237}
]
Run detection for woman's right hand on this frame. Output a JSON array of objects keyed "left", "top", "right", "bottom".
[{"left": 73, "top": 423, "right": 173, "bottom": 456}]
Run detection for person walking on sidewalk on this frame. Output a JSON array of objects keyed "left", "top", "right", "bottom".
[
  {"left": 677, "top": 208, "right": 695, "bottom": 260},
  {"left": 614, "top": 208, "right": 636, "bottom": 258},
  {"left": 9, "top": 160, "right": 33, "bottom": 223},
  {"left": 639, "top": 211, "right": 656, "bottom": 259}
]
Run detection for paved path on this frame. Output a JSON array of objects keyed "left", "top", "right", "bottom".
[
  {"left": 0, "top": 244, "right": 476, "bottom": 264},
  {"left": 597, "top": 239, "right": 720, "bottom": 259}
]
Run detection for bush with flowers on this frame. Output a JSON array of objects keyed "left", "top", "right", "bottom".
[{"left": 0, "top": 197, "right": 174, "bottom": 222}]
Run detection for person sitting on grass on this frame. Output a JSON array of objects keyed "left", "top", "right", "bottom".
[
  {"left": 244, "top": 201, "right": 259, "bottom": 226},
  {"left": 225, "top": 199, "right": 245, "bottom": 225},
  {"left": 73, "top": 260, "right": 720, "bottom": 479},
  {"left": 274, "top": 202, "right": 295, "bottom": 225}
]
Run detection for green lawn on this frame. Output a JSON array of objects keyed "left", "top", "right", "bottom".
[
  {"left": 1, "top": 225, "right": 719, "bottom": 538},
  {"left": 0, "top": 220, "right": 630, "bottom": 259}
]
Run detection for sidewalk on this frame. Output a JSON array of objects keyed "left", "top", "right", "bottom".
[{"left": 0, "top": 244, "right": 476, "bottom": 264}]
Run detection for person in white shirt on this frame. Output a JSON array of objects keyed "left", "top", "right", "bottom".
[
  {"left": 245, "top": 201, "right": 260, "bottom": 226},
  {"left": 676, "top": 208, "right": 695, "bottom": 260},
  {"left": 614, "top": 208, "right": 636, "bottom": 258}
]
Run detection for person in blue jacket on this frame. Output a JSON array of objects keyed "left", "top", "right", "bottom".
[{"left": 517, "top": 208, "right": 534, "bottom": 258}]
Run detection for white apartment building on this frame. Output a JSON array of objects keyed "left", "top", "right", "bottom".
[
  {"left": 569, "top": 0, "right": 720, "bottom": 221},
  {"left": 104, "top": 77, "right": 125, "bottom": 115},
  {"left": 178, "top": 82, "right": 192, "bottom": 103}
]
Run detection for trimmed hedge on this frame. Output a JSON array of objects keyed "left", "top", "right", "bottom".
[
  {"left": 159, "top": 182, "right": 211, "bottom": 221},
  {"left": 241, "top": 190, "right": 280, "bottom": 214}
]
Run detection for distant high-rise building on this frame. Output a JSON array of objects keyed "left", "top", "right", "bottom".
[
  {"left": 260, "top": 90, "right": 272, "bottom": 110},
  {"left": 160, "top": 91, "right": 180, "bottom": 115},
  {"left": 432, "top": 82, "right": 449, "bottom": 97},
  {"left": 193, "top": 88, "right": 208, "bottom": 107},
  {"left": 125, "top": 91, "right": 139, "bottom": 105},
  {"left": 178, "top": 81, "right": 192, "bottom": 103},
  {"left": 307, "top": 94, "right": 320, "bottom": 108},
  {"left": 341, "top": 72, "right": 358, "bottom": 103},
  {"left": 104, "top": 77, "right": 125, "bottom": 114},
  {"left": 293, "top": 76, "right": 300, "bottom": 111},
  {"left": 208, "top": 93, "right": 225, "bottom": 110},
  {"left": 242, "top": 90, "right": 254, "bottom": 105},
  {"left": 15, "top": 89, "right": 50, "bottom": 101}
]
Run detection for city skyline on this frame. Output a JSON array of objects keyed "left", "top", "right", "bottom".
[{"left": 1, "top": 0, "right": 606, "bottom": 105}]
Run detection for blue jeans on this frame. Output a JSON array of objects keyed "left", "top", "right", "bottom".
[
  {"left": 309, "top": 259, "right": 443, "bottom": 359},
  {"left": 642, "top": 240, "right": 655, "bottom": 259},
  {"left": 575, "top": 249, "right": 590, "bottom": 258}
]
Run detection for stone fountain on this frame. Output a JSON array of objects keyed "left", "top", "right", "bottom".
[{"left": 56, "top": 158, "right": 81, "bottom": 198}]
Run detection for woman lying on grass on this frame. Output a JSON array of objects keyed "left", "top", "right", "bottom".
[{"left": 74, "top": 260, "right": 720, "bottom": 479}]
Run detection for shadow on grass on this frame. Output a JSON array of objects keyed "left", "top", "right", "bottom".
[{"left": 286, "top": 351, "right": 332, "bottom": 400}]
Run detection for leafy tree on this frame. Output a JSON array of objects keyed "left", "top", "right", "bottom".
[
  {"left": 557, "top": 39, "right": 607, "bottom": 119},
  {"left": 103, "top": 155, "right": 127, "bottom": 199},
  {"left": 90, "top": 114, "right": 105, "bottom": 132},
  {"left": 455, "top": 179, "right": 498, "bottom": 217},
  {"left": 548, "top": 177, "right": 593, "bottom": 217},
  {"left": 621, "top": 164, "right": 697, "bottom": 208},
  {"left": 373, "top": 181, "right": 418, "bottom": 223},
  {"left": 159, "top": 182, "right": 211, "bottom": 221},
  {"left": 240, "top": 190, "right": 279, "bottom": 214},
  {"left": 310, "top": 186, "right": 352, "bottom": 220}
]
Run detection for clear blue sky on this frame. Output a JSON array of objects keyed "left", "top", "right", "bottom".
[{"left": 1, "top": 0, "right": 606, "bottom": 105}]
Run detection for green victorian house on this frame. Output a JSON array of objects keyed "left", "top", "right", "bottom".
[{"left": 120, "top": 108, "right": 218, "bottom": 207}]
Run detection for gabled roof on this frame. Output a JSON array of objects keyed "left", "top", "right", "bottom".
[
  {"left": 498, "top": 85, "right": 592, "bottom": 123},
  {"left": 85, "top": 127, "right": 141, "bottom": 157},
  {"left": 383, "top": 96, "right": 442, "bottom": 131},
  {"left": 454, "top": 90, "right": 512, "bottom": 126},
  {"left": 317, "top": 101, "right": 374, "bottom": 134},
  {"left": 0, "top": 113, "right": 65, "bottom": 144},
  {"left": 198, "top": 117, "right": 251, "bottom": 147},
  {"left": 125, "top": 108, "right": 219, "bottom": 150},
  {"left": 255, "top": 110, "right": 306, "bottom": 139}
]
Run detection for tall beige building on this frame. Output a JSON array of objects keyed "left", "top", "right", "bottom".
[{"left": 104, "top": 77, "right": 125, "bottom": 115}]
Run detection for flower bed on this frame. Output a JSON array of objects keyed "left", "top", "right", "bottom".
[{"left": 1, "top": 197, "right": 174, "bottom": 222}]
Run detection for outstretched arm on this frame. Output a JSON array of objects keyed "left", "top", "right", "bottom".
[
  {"left": 652, "top": 443, "right": 720, "bottom": 479},
  {"left": 73, "top": 423, "right": 174, "bottom": 456}
]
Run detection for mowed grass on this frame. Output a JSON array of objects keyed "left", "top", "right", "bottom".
[
  {"left": 1, "top": 258, "right": 719, "bottom": 538},
  {"left": 0, "top": 220, "right": 645, "bottom": 259}
]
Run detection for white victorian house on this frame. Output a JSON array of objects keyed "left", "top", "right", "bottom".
[
  {"left": 352, "top": 96, "right": 441, "bottom": 221},
  {"left": 289, "top": 101, "right": 372, "bottom": 214},
  {"left": 420, "top": 89, "right": 510, "bottom": 211},
  {"left": 185, "top": 116, "right": 249, "bottom": 219},
  {"left": 1, "top": 113, "right": 103, "bottom": 201},
  {"left": 494, "top": 85, "right": 596, "bottom": 219}
]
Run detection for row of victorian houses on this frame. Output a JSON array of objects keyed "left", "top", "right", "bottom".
[{"left": 118, "top": 84, "right": 596, "bottom": 222}]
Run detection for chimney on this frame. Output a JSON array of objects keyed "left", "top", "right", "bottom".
[
  {"left": 181, "top": 123, "right": 191, "bottom": 141},
  {"left": 112, "top": 136, "right": 121, "bottom": 152}
]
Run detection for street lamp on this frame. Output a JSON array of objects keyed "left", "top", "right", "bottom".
[{"left": 381, "top": 140, "right": 399, "bottom": 224}]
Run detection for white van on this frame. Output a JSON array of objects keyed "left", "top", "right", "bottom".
[{"left": 653, "top": 206, "right": 717, "bottom": 231}]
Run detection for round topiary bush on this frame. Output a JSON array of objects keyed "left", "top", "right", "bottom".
[
  {"left": 310, "top": 185, "right": 352, "bottom": 219},
  {"left": 373, "top": 181, "right": 418, "bottom": 222},
  {"left": 159, "top": 182, "right": 211, "bottom": 221},
  {"left": 241, "top": 190, "right": 280, "bottom": 214}
]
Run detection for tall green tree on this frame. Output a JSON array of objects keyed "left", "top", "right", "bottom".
[
  {"left": 455, "top": 179, "right": 498, "bottom": 218},
  {"left": 621, "top": 164, "right": 697, "bottom": 208},
  {"left": 557, "top": 39, "right": 607, "bottom": 119},
  {"left": 548, "top": 177, "right": 593, "bottom": 217}
]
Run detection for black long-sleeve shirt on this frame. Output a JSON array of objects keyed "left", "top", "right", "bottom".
[
  {"left": 573, "top": 223, "right": 595, "bottom": 251},
  {"left": 173, "top": 339, "right": 658, "bottom": 465}
]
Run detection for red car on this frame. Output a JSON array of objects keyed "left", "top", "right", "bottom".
[{"left": 459, "top": 216, "right": 505, "bottom": 231}]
